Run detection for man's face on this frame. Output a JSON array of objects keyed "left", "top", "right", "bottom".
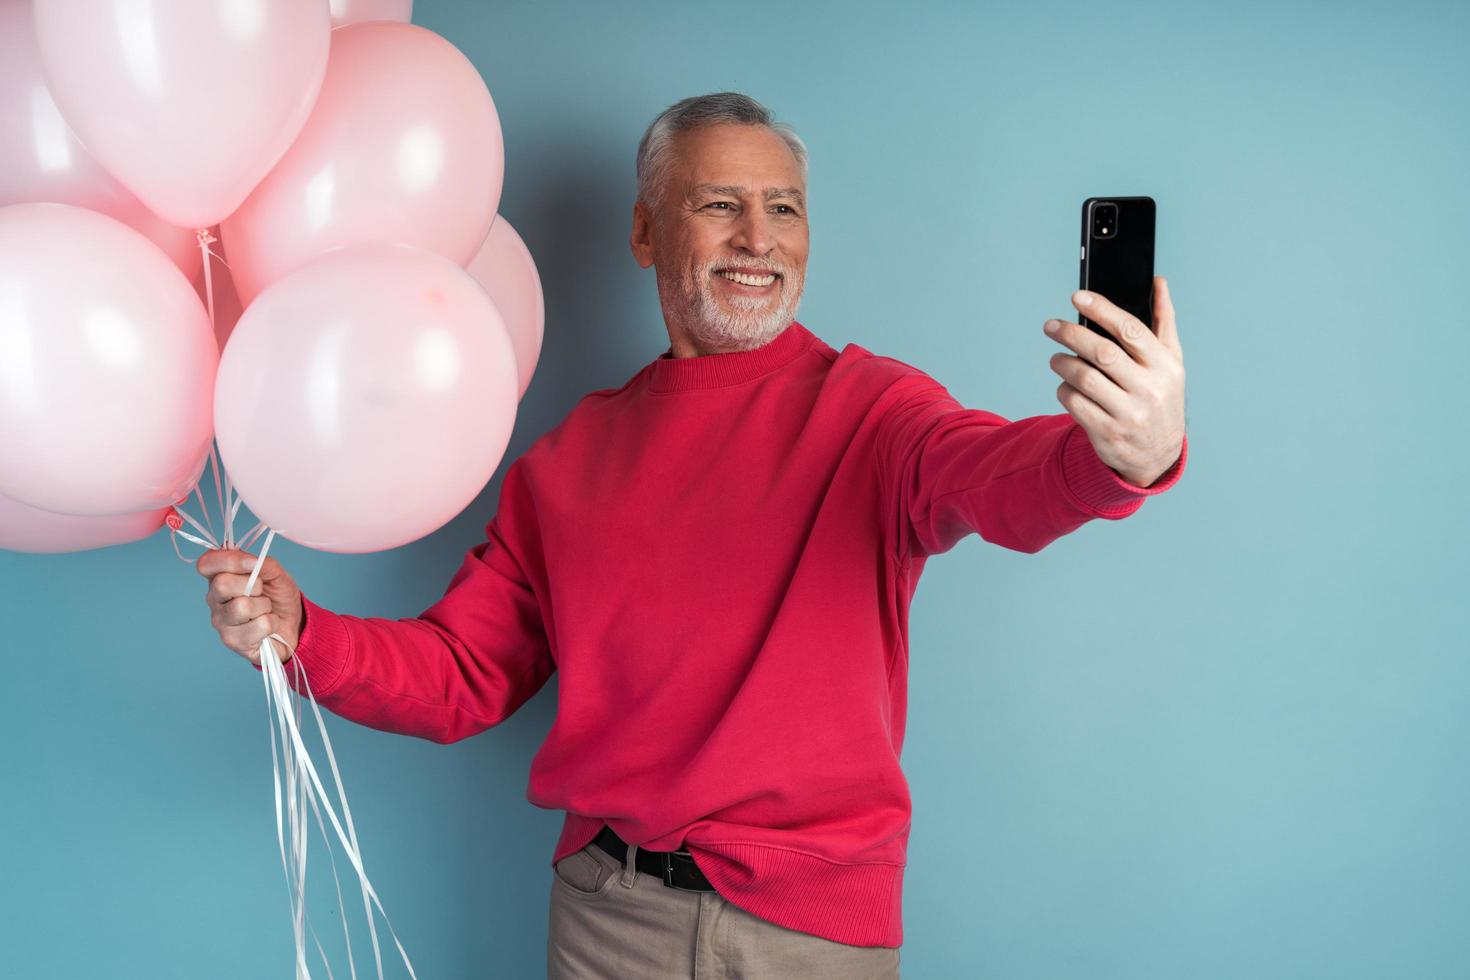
[{"left": 631, "top": 122, "right": 809, "bottom": 353}]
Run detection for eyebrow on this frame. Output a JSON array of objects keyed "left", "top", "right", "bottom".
[{"left": 691, "top": 183, "right": 806, "bottom": 209}]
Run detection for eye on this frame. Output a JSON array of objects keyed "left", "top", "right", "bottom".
[
  {"left": 705, "top": 201, "right": 734, "bottom": 210},
  {"left": 772, "top": 205, "right": 798, "bottom": 214}
]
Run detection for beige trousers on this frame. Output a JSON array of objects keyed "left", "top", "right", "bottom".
[{"left": 547, "top": 840, "right": 901, "bottom": 979}]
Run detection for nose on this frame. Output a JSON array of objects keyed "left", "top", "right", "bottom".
[{"left": 729, "top": 207, "right": 775, "bottom": 257}]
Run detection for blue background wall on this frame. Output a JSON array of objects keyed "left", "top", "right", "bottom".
[{"left": 2, "top": 0, "right": 1466, "bottom": 976}]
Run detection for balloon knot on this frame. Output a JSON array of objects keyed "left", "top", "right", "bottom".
[{"left": 195, "top": 228, "right": 217, "bottom": 247}]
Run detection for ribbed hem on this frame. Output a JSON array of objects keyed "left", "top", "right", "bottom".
[
  {"left": 647, "top": 321, "right": 815, "bottom": 393},
  {"left": 553, "top": 812, "right": 608, "bottom": 866},
  {"left": 689, "top": 841, "right": 904, "bottom": 948},
  {"left": 249, "top": 593, "right": 353, "bottom": 699},
  {"left": 549, "top": 813, "right": 904, "bottom": 948},
  {"left": 1059, "top": 423, "right": 1188, "bottom": 518}
]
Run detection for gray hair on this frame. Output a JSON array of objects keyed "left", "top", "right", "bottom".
[{"left": 635, "top": 92, "right": 808, "bottom": 211}]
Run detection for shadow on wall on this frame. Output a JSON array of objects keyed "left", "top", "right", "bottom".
[{"left": 379, "top": 124, "right": 659, "bottom": 607}]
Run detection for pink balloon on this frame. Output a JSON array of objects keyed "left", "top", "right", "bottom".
[
  {"left": 0, "top": 0, "right": 199, "bottom": 280},
  {"left": 0, "top": 203, "right": 217, "bottom": 516},
  {"left": 330, "top": 0, "right": 413, "bottom": 27},
  {"left": 0, "top": 491, "right": 167, "bottom": 554},
  {"left": 466, "top": 215, "right": 545, "bottom": 400},
  {"left": 214, "top": 245, "right": 519, "bottom": 553},
  {"left": 192, "top": 232, "right": 246, "bottom": 352},
  {"left": 221, "top": 22, "right": 503, "bottom": 305},
  {"left": 31, "top": 0, "right": 331, "bottom": 229}
]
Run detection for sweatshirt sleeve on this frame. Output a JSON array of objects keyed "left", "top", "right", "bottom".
[
  {"left": 876, "top": 374, "right": 1187, "bottom": 559},
  {"left": 251, "top": 457, "right": 556, "bottom": 745}
]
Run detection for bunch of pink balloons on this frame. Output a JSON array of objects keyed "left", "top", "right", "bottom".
[{"left": 0, "top": 0, "right": 545, "bottom": 555}]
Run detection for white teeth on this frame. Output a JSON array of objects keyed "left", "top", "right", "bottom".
[{"left": 718, "top": 270, "right": 776, "bottom": 287}]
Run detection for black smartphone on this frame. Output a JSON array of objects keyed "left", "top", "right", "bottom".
[{"left": 1078, "top": 196, "right": 1155, "bottom": 340}]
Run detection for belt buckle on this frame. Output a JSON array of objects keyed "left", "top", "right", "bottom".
[{"left": 661, "top": 849, "right": 697, "bottom": 891}]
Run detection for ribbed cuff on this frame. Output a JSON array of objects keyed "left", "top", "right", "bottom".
[
  {"left": 249, "top": 593, "right": 353, "bottom": 699},
  {"left": 1060, "top": 423, "right": 1188, "bottom": 518}
]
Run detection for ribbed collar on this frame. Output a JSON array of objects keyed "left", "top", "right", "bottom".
[{"left": 647, "top": 321, "right": 816, "bottom": 393}]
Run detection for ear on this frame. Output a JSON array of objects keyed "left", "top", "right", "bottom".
[{"left": 630, "top": 200, "right": 655, "bottom": 269}]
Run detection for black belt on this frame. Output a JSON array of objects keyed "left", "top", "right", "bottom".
[{"left": 593, "top": 825, "right": 716, "bottom": 892}]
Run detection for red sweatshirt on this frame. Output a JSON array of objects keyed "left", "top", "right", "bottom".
[{"left": 262, "top": 320, "right": 1187, "bottom": 947}]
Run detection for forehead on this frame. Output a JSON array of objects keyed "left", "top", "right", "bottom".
[{"left": 672, "top": 123, "right": 804, "bottom": 194}]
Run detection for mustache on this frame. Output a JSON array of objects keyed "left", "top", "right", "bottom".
[{"left": 701, "top": 258, "right": 789, "bottom": 278}]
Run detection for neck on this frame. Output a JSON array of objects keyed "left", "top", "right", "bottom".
[
  {"left": 667, "top": 334, "right": 742, "bottom": 358},
  {"left": 665, "top": 320, "right": 788, "bottom": 358}
]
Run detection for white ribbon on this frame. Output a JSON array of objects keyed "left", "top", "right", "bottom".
[
  {"left": 256, "top": 598, "right": 419, "bottom": 980},
  {"left": 174, "top": 231, "right": 419, "bottom": 977}
]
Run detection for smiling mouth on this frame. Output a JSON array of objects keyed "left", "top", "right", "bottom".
[{"left": 714, "top": 268, "right": 780, "bottom": 288}]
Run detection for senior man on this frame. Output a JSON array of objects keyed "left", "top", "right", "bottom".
[{"left": 199, "top": 91, "right": 1188, "bottom": 979}]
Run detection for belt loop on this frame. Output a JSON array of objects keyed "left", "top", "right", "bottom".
[{"left": 619, "top": 842, "right": 639, "bottom": 888}]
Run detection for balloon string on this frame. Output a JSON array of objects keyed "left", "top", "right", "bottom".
[
  {"left": 301, "top": 726, "right": 356, "bottom": 980},
  {"left": 197, "top": 228, "right": 218, "bottom": 331},
  {"left": 192, "top": 484, "right": 215, "bottom": 540},
  {"left": 197, "top": 231, "right": 238, "bottom": 549},
  {"left": 170, "top": 500, "right": 219, "bottom": 549},
  {"left": 166, "top": 505, "right": 418, "bottom": 973},
  {"left": 227, "top": 479, "right": 241, "bottom": 549},
  {"left": 163, "top": 453, "right": 241, "bottom": 561},
  {"left": 257, "top": 558, "right": 323, "bottom": 980},
  {"left": 250, "top": 531, "right": 399, "bottom": 977},
  {"left": 207, "top": 446, "right": 226, "bottom": 545},
  {"left": 239, "top": 520, "right": 268, "bottom": 552},
  {"left": 257, "top": 627, "right": 417, "bottom": 979},
  {"left": 289, "top": 651, "right": 353, "bottom": 980},
  {"left": 243, "top": 528, "right": 275, "bottom": 598},
  {"left": 191, "top": 227, "right": 245, "bottom": 555}
]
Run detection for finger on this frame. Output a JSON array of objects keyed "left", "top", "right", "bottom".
[
  {"left": 1153, "top": 276, "right": 1183, "bottom": 361},
  {"left": 1049, "top": 352, "right": 1130, "bottom": 421},
  {"left": 222, "top": 614, "right": 275, "bottom": 660},
  {"left": 207, "top": 571, "right": 264, "bottom": 606},
  {"left": 197, "top": 548, "right": 257, "bottom": 578},
  {"left": 196, "top": 548, "right": 284, "bottom": 583},
  {"left": 195, "top": 549, "right": 228, "bottom": 578},
  {"left": 208, "top": 572, "right": 262, "bottom": 605},
  {"left": 1072, "top": 289, "right": 1167, "bottom": 367},
  {"left": 218, "top": 595, "right": 272, "bottom": 628},
  {"left": 1056, "top": 380, "right": 1114, "bottom": 441},
  {"left": 1044, "top": 317, "right": 1144, "bottom": 391}
]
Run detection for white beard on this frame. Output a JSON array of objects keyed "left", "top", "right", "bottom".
[{"left": 658, "top": 258, "right": 806, "bottom": 352}]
